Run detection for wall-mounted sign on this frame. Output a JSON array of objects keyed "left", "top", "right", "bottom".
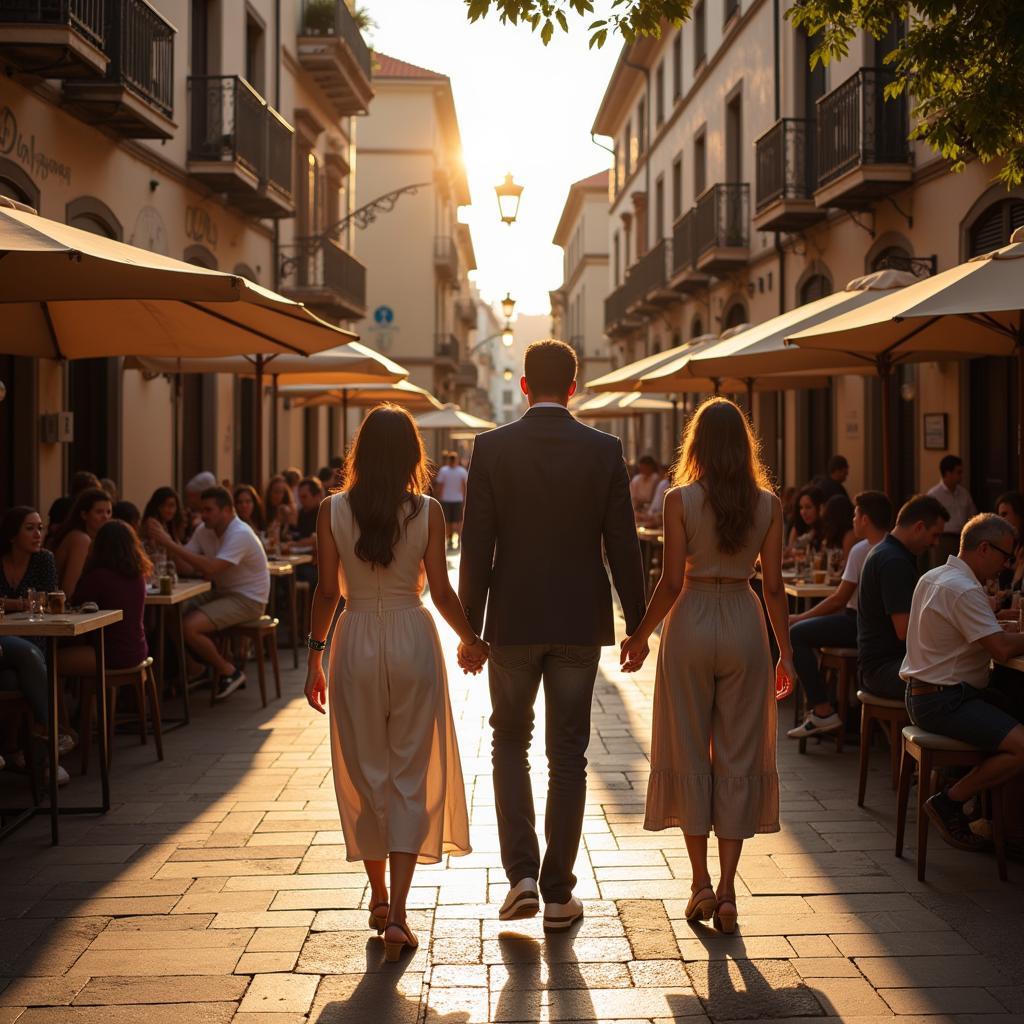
[
  {"left": 0, "top": 105, "right": 71, "bottom": 186},
  {"left": 185, "top": 205, "right": 218, "bottom": 247},
  {"left": 923, "top": 412, "right": 948, "bottom": 450},
  {"left": 130, "top": 206, "right": 169, "bottom": 255},
  {"left": 373, "top": 305, "right": 394, "bottom": 325}
]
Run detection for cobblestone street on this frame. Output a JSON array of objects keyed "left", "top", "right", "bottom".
[{"left": 1, "top": 564, "right": 1022, "bottom": 1024}]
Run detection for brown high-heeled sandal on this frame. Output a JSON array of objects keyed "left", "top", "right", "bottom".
[
  {"left": 713, "top": 895, "right": 738, "bottom": 934},
  {"left": 684, "top": 884, "right": 717, "bottom": 922},
  {"left": 383, "top": 921, "right": 419, "bottom": 962},
  {"left": 368, "top": 902, "right": 389, "bottom": 934}
]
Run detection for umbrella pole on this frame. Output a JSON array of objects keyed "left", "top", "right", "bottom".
[
  {"left": 712, "top": 377, "right": 721, "bottom": 396},
  {"left": 671, "top": 398, "right": 680, "bottom": 448},
  {"left": 745, "top": 378, "right": 755, "bottom": 417},
  {"left": 1018, "top": 325, "right": 1024, "bottom": 490},
  {"left": 879, "top": 361, "right": 893, "bottom": 499},
  {"left": 342, "top": 389, "right": 349, "bottom": 454},
  {"left": 271, "top": 374, "right": 279, "bottom": 477},
  {"left": 254, "top": 355, "right": 265, "bottom": 493}
]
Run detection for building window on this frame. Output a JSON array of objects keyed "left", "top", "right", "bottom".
[
  {"left": 245, "top": 14, "right": 265, "bottom": 94},
  {"left": 502, "top": 390, "right": 513, "bottom": 405},
  {"left": 724, "top": 0, "right": 739, "bottom": 24},
  {"left": 968, "top": 200, "right": 1024, "bottom": 257},
  {"left": 726, "top": 90, "right": 742, "bottom": 183},
  {"left": 671, "top": 156, "right": 683, "bottom": 221},
  {"left": 694, "top": 0, "right": 706, "bottom": 68},
  {"left": 613, "top": 232, "right": 621, "bottom": 285},
  {"left": 723, "top": 301, "right": 748, "bottom": 329},
  {"left": 623, "top": 120, "right": 632, "bottom": 178},
  {"left": 672, "top": 33, "right": 682, "bottom": 100},
  {"left": 637, "top": 98, "right": 646, "bottom": 155},
  {"left": 694, "top": 128, "right": 707, "bottom": 197},
  {"left": 799, "top": 274, "right": 832, "bottom": 303},
  {"left": 655, "top": 63, "right": 665, "bottom": 127},
  {"left": 654, "top": 175, "right": 665, "bottom": 242},
  {"left": 691, "top": 315, "right": 704, "bottom": 339}
]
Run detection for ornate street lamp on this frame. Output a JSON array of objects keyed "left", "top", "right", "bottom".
[
  {"left": 501, "top": 324, "right": 514, "bottom": 347},
  {"left": 495, "top": 172, "right": 524, "bottom": 226},
  {"left": 500, "top": 291, "right": 516, "bottom": 320},
  {"left": 502, "top": 368, "right": 514, "bottom": 382}
]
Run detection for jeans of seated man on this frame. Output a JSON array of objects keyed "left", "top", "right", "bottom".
[
  {"left": 0, "top": 635, "right": 49, "bottom": 723},
  {"left": 791, "top": 611, "right": 858, "bottom": 707},
  {"left": 859, "top": 657, "right": 906, "bottom": 700}
]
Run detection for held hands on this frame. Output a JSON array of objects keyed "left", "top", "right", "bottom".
[
  {"left": 304, "top": 662, "right": 327, "bottom": 714},
  {"left": 775, "top": 656, "right": 796, "bottom": 701},
  {"left": 457, "top": 637, "right": 489, "bottom": 675},
  {"left": 619, "top": 633, "right": 650, "bottom": 673}
]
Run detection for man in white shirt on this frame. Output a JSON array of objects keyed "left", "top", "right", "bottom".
[
  {"left": 902, "top": 513, "right": 1024, "bottom": 850},
  {"left": 629, "top": 455, "right": 660, "bottom": 513},
  {"left": 927, "top": 454, "right": 977, "bottom": 566},
  {"left": 148, "top": 486, "right": 270, "bottom": 701},
  {"left": 434, "top": 453, "right": 469, "bottom": 550},
  {"left": 787, "top": 491, "right": 892, "bottom": 738}
]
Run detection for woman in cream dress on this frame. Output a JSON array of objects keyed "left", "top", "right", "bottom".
[
  {"left": 304, "top": 405, "right": 483, "bottom": 961},
  {"left": 621, "top": 398, "right": 794, "bottom": 933}
]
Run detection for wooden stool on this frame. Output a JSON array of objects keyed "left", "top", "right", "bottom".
[
  {"left": 0, "top": 691, "right": 42, "bottom": 805},
  {"left": 80, "top": 657, "right": 163, "bottom": 775},
  {"left": 896, "top": 724, "right": 1007, "bottom": 882},
  {"left": 799, "top": 647, "right": 857, "bottom": 754},
  {"left": 857, "top": 688, "right": 909, "bottom": 806},
  {"left": 295, "top": 580, "right": 311, "bottom": 642},
  {"left": 226, "top": 616, "right": 281, "bottom": 708}
]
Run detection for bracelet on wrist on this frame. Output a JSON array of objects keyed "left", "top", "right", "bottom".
[{"left": 305, "top": 633, "right": 328, "bottom": 652}]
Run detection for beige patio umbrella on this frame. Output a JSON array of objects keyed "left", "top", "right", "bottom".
[
  {"left": 415, "top": 405, "right": 496, "bottom": 432},
  {"left": 282, "top": 379, "right": 442, "bottom": 412},
  {"left": 0, "top": 197, "right": 354, "bottom": 488},
  {"left": 571, "top": 392, "right": 676, "bottom": 417},
  {"left": 787, "top": 251, "right": 1024, "bottom": 492},
  {"left": 586, "top": 335, "right": 721, "bottom": 394}
]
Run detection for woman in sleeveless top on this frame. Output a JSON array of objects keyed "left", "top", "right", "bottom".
[
  {"left": 620, "top": 398, "right": 795, "bottom": 933},
  {"left": 304, "top": 405, "right": 483, "bottom": 961}
]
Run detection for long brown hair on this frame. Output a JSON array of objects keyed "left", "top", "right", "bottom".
[
  {"left": 85, "top": 520, "right": 153, "bottom": 579},
  {"left": 50, "top": 487, "right": 111, "bottom": 551},
  {"left": 233, "top": 484, "right": 266, "bottom": 532},
  {"left": 673, "top": 397, "right": 771, "bottom": 554},
  {"left": 345, "top": 404, "right": 432, "bottom": 568}
]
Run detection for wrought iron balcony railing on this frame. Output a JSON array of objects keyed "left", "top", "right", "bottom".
[
  {"left": 694, "top": 183, "right": 749, "bottom": 258},
  {"left": 755, "top": 117, "right": 816, "bottom": 210},
  {"left": 0, "top": 0, "right": 105, "bottom": 49},
  {"left": 672, "top": 209, "right": 697, "bottom": 275},
  {"left": 104, "top": 0, "right": 174, "bottom": 118},
  {"left": 816, "top": 67, "right": 909, "bottom": 187},
  {"left": 279, "top": 237, "right": 365, "bottom": 315}
]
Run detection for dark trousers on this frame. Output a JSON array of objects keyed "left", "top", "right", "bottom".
[
  {"left": 791, "top": 611, "right": 858, "bottom": 707},
  {"left": 860, "top": 658, "right": 905, "bottom": 700},
  {"left": 488, "top": 643, "right": 601, "bottom": 904}
]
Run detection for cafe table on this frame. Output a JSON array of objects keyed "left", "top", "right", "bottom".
[
  {"left": 267, "top": 558, "right": 306, "bottom": 668},
  {"left": 144, "top": 579, "right": 211, "bottom": 729},
  {"left": 636, "top": 527, "right": 664, "bottom": 598},
  {"left": 0, "top": 609, "right": 121, "bottom": 844},
  {"left": 784, "top": 580, "right": 835, "bottom": 605}
]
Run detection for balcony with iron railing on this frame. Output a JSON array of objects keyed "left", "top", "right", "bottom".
[
  {"left": 0, "top": 0, "right": 107, "bottom": 78},
  {"left": 670, "top": 208, "right": 709, "bottom": 291},
  {"left": 298, "top": 0, "right": 374, "bottom": 117},
  {"left": 814, "top": 67, "right": 912, "bottom": 209},
  {"left": 753, "top": 117, "right": 825, "bottom": 233},
  {"left": 187, "top": 75, "right": 295, "bottom": 218},
  {"left": 694, "top": 182, "right": 749, "bottom": 274},
  {"left": 624, "top": 238, "right": 675, "bottom": 312},
  {"left": 604, "top": 280, "right": 645, "bottom": 335},
  {"left": 433, "top": 236, "right": 459, "bottom": 281},
  {"left": 278, "top": 236, "right": 366, "bottom": 321},
  {"left": 62, "top": 0, "right": 175, "bottom": 139},
  {"left": 434, "top": 332, "right": 459, "bottom": 364}
]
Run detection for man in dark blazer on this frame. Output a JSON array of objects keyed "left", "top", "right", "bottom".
[{"left": 458, "top": 339, "right": 646, "bottom": 932}]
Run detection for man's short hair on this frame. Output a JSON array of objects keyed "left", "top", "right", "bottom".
[
  {"left": 961, "top": 512, "right": 1017, "bottom": 552},
  {"left": 299, "top": 476, "right": 323, "bottom": 495},
  {"left": 186, "top": 471, "right": 217, "bottom": 493},
  {"left": 828, "top": 454, "right": 849, "bottom": 474},
  {"left": 317, "top": 466, "right": 332, "bottom": 484},
  {"left": 200, "top": 485, "right": 233, "bottom": 510},
  {"left": 853, "top": 490, "right": 893, "bottom": 532},
  {"left": 524, "top": 339, "right": 577, "bottom": 396},
  {"left": 896, "top": 494, "right": 950, "bottom": 529},
  {"left": 637, "top": 454, "right": 658, "bottom": 470},
  {"left": 939, "top": 454, "right": 963, "bottom": 476}
]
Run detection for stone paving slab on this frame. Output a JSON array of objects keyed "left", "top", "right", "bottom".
[{"left": 1, "top": 564, "right": 1022, "bottom": 1022}]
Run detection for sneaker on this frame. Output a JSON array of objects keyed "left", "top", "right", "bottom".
[
  {"left": 787, "top": 712, "right": 842, "bottom": 739},
  {"left": 55, "top": 765, "right": 70, "bottom": 786},
  {"left": 214, "top": 669, "right": 246, "bottom": 702},
  {"left": 499, "top": 877, "right": 539, "bottom": 921},
  {"left": 543, "top": 894, "right": 584, "bottom": 933},
  {"left": 924, "top": 790, "right": 987, "bottom": 852},
  {"left": 58, "top": 733, "right": 76, "bottom": 756}
]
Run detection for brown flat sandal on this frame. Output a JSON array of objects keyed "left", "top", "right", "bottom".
[
  {"left": 368, "top": 902, "right": 389, "bottom": 934},
  {"left": 383, "top": 921, "right": 419, "bottom": 963},
  {"left": 684, "top": 884, "right": 717, "bottom": 922}
]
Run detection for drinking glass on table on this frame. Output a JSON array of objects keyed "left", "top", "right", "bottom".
[{"left": 25, "top": 588, "right": 41, "bottom": 622}]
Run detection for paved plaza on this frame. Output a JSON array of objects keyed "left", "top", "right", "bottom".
[{"left": 1, "top": 565, "right": 1022, "bottom": 1024}]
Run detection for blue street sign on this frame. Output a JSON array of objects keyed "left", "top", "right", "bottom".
[{"left": 374, "top": 305, "right": 394, "bottom": 325}]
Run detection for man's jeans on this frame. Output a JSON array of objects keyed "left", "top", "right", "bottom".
[
  {"left": 860, "top": 658, "right": 906, "bottom": 700},
  {"left": 791, "top": 611, "right": 857, "bottom": 707},
  {"left": 488, "top": 643, "right": 601, "bottom": 905},
  {"left": 0, "top": 635, "right": 49, "bottom": 722}
]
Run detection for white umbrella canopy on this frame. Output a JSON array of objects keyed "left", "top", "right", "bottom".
[
  {"left": 0, "top": 199, "right": 351, "bottom": 358},
  {"left": 126, "top": 341, "right": 406, "bottom": 387},
  {"left": 415, "top": 405, "right": 496, "bottom": 432},
  {"left": 281, "top": 379, "right": 443, "bottom": 413},
  {"left": 586, "top": 335, "right": 721, "bottom": 394},
  {"left": 571, "top": 392, "right": 676, "bottom": 418},
  {"left": 786, "top": 253, "right": 1024, "bottom": 493}
]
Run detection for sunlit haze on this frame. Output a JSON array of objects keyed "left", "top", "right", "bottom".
[{"left": 365, "top": 0, "right": 618, "bottom": 315}]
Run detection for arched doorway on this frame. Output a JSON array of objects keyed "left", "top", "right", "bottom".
[
  {"left": 64, "top": 198, "right": 124, "bottom": 486},
  {"left": 180, "top": 247, "right": 219, "bottom": 487},
  {"left": 0, "top": 163, "right": 40, "bottom": 508},
  {"left": 968, "top": 199, "right": 1024, "bottom": 507}
]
